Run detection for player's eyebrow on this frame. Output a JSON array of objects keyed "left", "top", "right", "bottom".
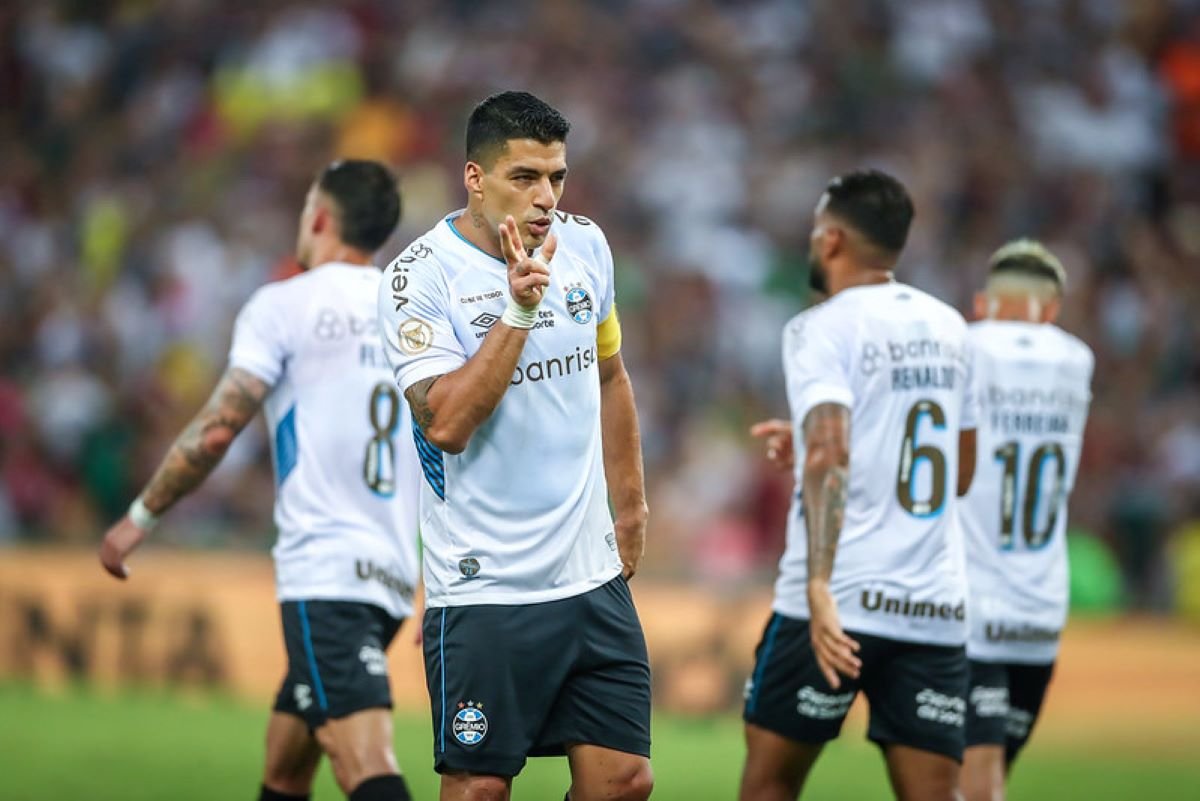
[{"left": 506, "top": 165, "right": 569, "bottom": 180}]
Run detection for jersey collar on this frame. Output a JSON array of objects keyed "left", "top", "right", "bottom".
[{"left": 445, "top": 213, "right": 505, "bottom": 264}]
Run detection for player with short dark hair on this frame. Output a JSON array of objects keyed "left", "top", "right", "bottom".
[
  {"left": 959, "top": 240, "right": 1093, "bottom": 801},
  {"left": 99, "top": 159, "right": 421, "bottom": 801},
  {"left": 379, "top": 90, "right": 652, "bottom": 801},
  {"left": 741, "top": 169, "right": 978, "bottom": 801}
]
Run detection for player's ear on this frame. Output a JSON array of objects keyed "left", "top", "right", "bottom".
[
  {"left": 311, "top": 204, "right": 331, "bottom": 238},
  {"left": 972, "top": 292, "right": 987, "bottom": 321},
  {"left": 824, "top": 225, "right": 846, "bottom": 260},
  {"left": 1042, "top": 296, "right": 1062, "bottom": 324},
  {"left": 464, "top": 161, "right": 485, "bottom": 199}
]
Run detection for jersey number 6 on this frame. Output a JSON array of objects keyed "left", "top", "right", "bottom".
[{"left": 896, "top": 399, "right": 948, "bottom": 518}]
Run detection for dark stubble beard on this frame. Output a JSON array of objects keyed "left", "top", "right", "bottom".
[{"left": 808, "top": 249, "right": 829, "bottom": 294}]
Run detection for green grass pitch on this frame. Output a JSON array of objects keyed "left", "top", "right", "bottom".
[{"left": 1, "top": 684, "right": 1194, "bottom": 800}]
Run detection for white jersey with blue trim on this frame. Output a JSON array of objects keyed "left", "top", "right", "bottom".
[
  {"left": 773, "top": 282, "right": 977, "bottom": 646},
  {"left": 962, "top": 321, "right": 1093, "bottom": 664},
  {"left": 228, "top": 262, "right": 421, "bottom": 619},
  {"left": 378, "top": 211, "right": 623, "bottom": 608}
]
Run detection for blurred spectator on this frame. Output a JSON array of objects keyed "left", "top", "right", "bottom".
[{"left": 2, "top": 0, "right": 1197, "bottom": 612}]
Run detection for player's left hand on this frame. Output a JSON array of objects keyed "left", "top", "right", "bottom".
[
  {"left": 616, "top": 505, "right": 649, "bottom": 580},
  {"left": 750, "top": 418, "right": 794, "bottom": 471},
  {"left": 98, "top": 516, "right": 148, "bottom": 580},
  {"left": 807, "top": 582, "right": 861, "bottom": 689}
]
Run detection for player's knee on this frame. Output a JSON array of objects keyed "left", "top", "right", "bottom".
[
  {"left": 962, "top": 778, "right": 1004, "bottom": 801},
  {"left": 262, "top": 749, "right": 319, "bottom": 795},
  {"left": 315, "top": 728, "right": 398, "bottom": 793},
  {"left": 611, "top": 760, "right": 654, "bottom": 801},
  {"left": 457, "top": 775, "right": 510, "bottom": 801}
]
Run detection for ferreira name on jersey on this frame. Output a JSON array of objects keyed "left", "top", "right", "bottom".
[
  {"left": 961, "top": 321, "right": 1093, "bottom": 664},
  {"left": 773, "top": 282, "right": 978, "bottom": 646}
]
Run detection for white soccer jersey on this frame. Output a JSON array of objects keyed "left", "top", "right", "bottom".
[
  {"left": 773, "top": 282, "right": 977, "bottom": 646},
  {"left": 962, "top": 321, "right": 1093, "bottom": 664},
  {"left": 228, "top": 262, "right": 421, "bottom": 619},
  {"left": 378, "top": 212, "right": 623, "bottom": 608}
]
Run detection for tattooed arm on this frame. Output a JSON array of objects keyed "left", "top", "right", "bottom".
[
  {"left": 801, "top": 402, "right": 861, "bottom": 688},
  {"left": 402, "top": 311, "right": 530, "bottom": 454},
  {"left": 99, "top": 367, "right": 270, "bottom": 579}
]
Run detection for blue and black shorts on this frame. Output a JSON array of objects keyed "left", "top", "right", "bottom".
[
  {"left": 744, "top": 612, "right": 969, "bottom": 762},
  {"left": 423, "top": 576, "right": 652, "bottom": 777},
  {"left": 274, "top": 599, "right": 403, "bottom": 729}
]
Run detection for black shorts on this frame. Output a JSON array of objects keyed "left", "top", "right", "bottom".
[
  {"left": 743, "top": 613, "right": 969, "bottom": 762},
  {"left": 965, "top": 659, "right": 1055, "bottom": 764},
  {"left": 423, "top": 576, "right": 652, "bottom": 777},
  {"left": 273, "top": 600, "right": 403, "bottom": 729}
]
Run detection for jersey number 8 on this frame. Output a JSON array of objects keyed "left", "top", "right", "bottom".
[{"left": 364, "top": 382, "right": 401, "bottom": 496}]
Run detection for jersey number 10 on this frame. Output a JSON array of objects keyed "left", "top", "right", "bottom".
[{"left": 993, "top": 441, "right": 1066, "bottom": 550}]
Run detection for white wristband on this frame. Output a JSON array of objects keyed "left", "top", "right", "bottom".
[
  {"left": 128, "top": 497, "right": 161, "bottom": 531},
  {"left": 501, "top": 297, "right": 539, "bottom": 329}
]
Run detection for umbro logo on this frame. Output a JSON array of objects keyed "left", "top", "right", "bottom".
[{"left": 471, "top": 312, "right": 500, "bottom": 329}]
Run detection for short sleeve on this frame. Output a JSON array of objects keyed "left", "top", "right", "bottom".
[
  {"left": 378, "top": 244, "right": 467, "bottom": 393},
  {"left": 589, "top": 220, "right": 616, "bottom": 325},
  {"left": 782, "top": 310, "right": 854, "bottom": 428},
  {"left": 228, "top": 285, "right": 290, "bottom": 387}
]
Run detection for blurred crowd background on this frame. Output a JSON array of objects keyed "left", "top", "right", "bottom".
[{"left": 2, "top": 0, "right": 1198, "bottom": 613}]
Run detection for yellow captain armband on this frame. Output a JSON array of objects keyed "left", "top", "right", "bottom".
[{"left": 596, "top": 305, "right": 622, "bottom": 359}]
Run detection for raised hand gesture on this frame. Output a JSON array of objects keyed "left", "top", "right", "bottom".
[{"left": 499, "top": 215, "right": 555, "bottom": 309}]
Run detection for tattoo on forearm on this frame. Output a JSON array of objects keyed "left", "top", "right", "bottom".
[
  {"left": 802, "top": 403, "right": 851, "bottom": 582},
  {"left": 404, "top": 376, "right": 440, "bottom": 432},
  {"left": 140, "top": 368, "right": 268, "bottom": 515}
]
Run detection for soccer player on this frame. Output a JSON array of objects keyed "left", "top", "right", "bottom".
[
  {"left": 378, "top": 91, "right": 652, "bottom": 801},
  {"left": 740, "top": 170, "right": 978, "bottom": 801},
  {"left": 98, "top": 160, "right": 421, "bottom": 801},
  {"left": 958, "top": 241, "right": 1093, "bottom": 801}
]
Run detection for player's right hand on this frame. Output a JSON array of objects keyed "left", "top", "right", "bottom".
[
  {"left": 98, "top": 516, "right": 148, "bottom": 580},
  {"left": 499, "top": 215, "right": 554, "bottom": 309},
  {"left": 807, "top": 582, "right": 861, "bottom": 689},
  {"left": 750, "top": 418, "right": 794, "bottom": 471}
]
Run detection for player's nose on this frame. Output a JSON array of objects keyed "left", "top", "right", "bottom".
[{"left": 531, "top": 176, "right": 555, "bottom": 211}]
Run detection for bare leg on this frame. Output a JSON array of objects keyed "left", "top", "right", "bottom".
[
  {"left": 263, "top": 712, "right": 322, "bottom": 796},
  {"left": 313, "top": 708, "right": 402, "bottom": 795},
  {"left": 438, "top": 772, "right": 512, "bottom": 801},
  {"left": 961, "top": 745, "right": 1006, "bottom": 801},
  {"left": 565, "top": 743, "right": 653, "bottom": 801},
  {"left": 883, "top": 743, "right": 963, "bottom": 801},
  {"left": 738, "top": 723, "right": 824, "bottom": 801}
]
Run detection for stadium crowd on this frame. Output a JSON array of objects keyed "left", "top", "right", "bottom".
[{"left": 1, "top": 0, "right": 1197, "bottom": 611}]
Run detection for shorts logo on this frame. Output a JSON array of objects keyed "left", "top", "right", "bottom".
[
  {"left": 398, "top": 318, "right": 434, "bottom": 355},
  {"left": 359, "top": 644, "right": 388, "bottom": 676},
  {"left": 452, "top": 701, "right": 488, "bottom": 746},
  {"left": 1006, "top": 707, "right": 1034, "bottom": 739},
  {"left": 294, "top": 684, "right": 313, "bottom": 711},
  {"left": 565, "top": 285, "right": 593, "bottom": 325},
  {"left": 796, "top": 686, "right": 855, "bottom": 720},
  {"left": 915, "top": 688, "right": 966, "bottom": 727},
  {"left": 969, "top": 686, "right": 1009, "bottom": 718},
  {"left": 459, "top": 557, "right": 481, "bottom": 578}
]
